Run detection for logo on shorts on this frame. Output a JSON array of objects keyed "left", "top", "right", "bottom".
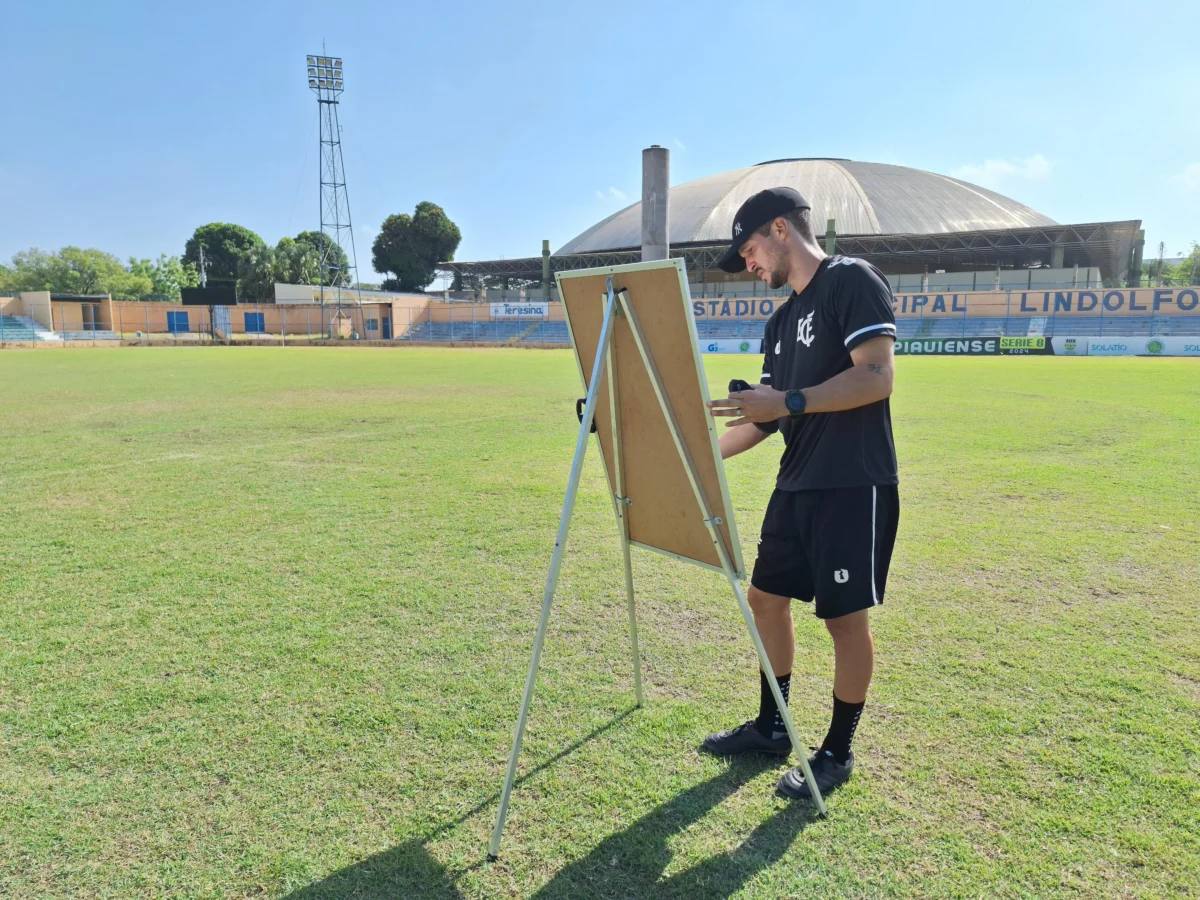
[{"left": 834, "top": 569, "right": 849, "bottom": 584}]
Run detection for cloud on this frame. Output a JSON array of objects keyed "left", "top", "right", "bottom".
[
  {"left": 596, "top": 186, "right": 629, "bottom": 203},
  {"left": 949, "top": 154, "right": 1051, "bottom": 189},
  {"left": 674, "top": 138, "right": 687, "bottom": 152},
  {"left": 1171, "top": 162, "right": 1200, "bottom": 189}
]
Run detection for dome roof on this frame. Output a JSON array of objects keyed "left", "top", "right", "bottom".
[{"left": 556, "top": 158, "right": 1058, "bottom": 255}]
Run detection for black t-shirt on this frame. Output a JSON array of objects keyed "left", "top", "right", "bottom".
[{"left": 755, "top": 255, "right": 899, "bottom": 491}]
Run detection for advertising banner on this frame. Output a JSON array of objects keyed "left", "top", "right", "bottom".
[
  {"left": 703, "top": 334, "right": 1199, "bottom": 356},
  {"left": 1085, "top": 337, "right": 1200, "bottom": 357},
  {"left": 702, "top": 338, "right": 761, "bottom": 354},
  {"left": 491, "top": 302, "right": 548, "bottom": 319},
  {"left": 894, "top": 338, "right": 1002, "bottom": 355}
]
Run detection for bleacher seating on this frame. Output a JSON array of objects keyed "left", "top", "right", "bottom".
[{"left": 0, "top": 316, "right": 40, "bottom": 340}]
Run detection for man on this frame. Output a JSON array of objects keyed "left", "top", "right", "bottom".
[{"left": 703, "top": 187, "right": 900, "bottom": 802}]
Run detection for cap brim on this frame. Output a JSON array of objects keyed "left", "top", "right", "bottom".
[{"left": 717, "top": 240, "right": 748, "bottom": 273}]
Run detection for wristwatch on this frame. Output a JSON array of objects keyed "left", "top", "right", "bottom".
[{"left": 784, "top": 389, "right": 807, "bottom": 418}]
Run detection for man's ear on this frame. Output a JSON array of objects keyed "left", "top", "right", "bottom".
[{"left": 773, "top": 216, "right": 789, "bottom": 240}]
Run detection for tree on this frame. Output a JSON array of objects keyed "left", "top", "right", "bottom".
[
  {"left": 7, "top": 247, "right": 151, "bottom": 299},
  {"left": 234, "top": 243, "right": 279, "bottom": 302},
  {"left": 0, "top": 262, "right": 12, "bottom": 294},
  {"left": 183, "top": 223, "right": 264, "bottom": 288},
  {"left": 234, "top": 237, "right": 326, "bottom": 301},
  {"left": 371, "top": 202, "right": 461, "bottom": 292},
  {"left": 128, "top": 254, "right": 200, "bottom": 301},
  {"left": 294, "top": 230, "right": 350, "bottom": 286},
  {"left": 1177, "top": 242, "right": 1200, "bottom": 286}
]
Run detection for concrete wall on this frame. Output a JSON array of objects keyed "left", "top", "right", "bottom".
[
  {"left": 18, "top": 292, "right": 52, "bottom": 328},
  {"left": 0, "top": 296, "right": 24, "bottom": 317},
  {"left": 51, "top": 299, "right": 114, "bottom": 331}
]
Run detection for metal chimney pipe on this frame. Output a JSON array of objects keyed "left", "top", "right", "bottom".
[{"left": 641, "top": 145, "right": 669, "bottom": 262}]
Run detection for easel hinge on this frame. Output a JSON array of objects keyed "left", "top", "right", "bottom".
[
  {"left": 704, "top": 516, "right": 723, "bottom": 526},
  {"left": 615, "top": 495, "right": 633, "bottom": 505}
]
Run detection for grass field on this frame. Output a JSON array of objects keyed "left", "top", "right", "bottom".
[{"left": 1, "top": 347, "right": 1198, "bottom": 900}]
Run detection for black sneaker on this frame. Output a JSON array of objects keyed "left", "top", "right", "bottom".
[
  {"left": 777, "top": 748, "right": 854, "bottom": 800},
  {"left": 700, "top": 720, "right": 792, "bottom": 757}
]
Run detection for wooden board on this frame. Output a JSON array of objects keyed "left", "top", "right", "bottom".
[{"left": 558, "top": 259, "right": 744, "bottom": 577}]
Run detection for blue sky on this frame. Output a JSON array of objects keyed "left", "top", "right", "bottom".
[{"left": 4, "top": 0, "right": 1198, "bottom": 280}]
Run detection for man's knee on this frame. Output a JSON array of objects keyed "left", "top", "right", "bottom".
[
  {"left": 824, "top": 608, "right": 871, "bottom": 642},
  {"left": 747, "top": 585, "right": 791, "bottom": 619}
]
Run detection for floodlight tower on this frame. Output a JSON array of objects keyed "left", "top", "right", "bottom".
[{"left": 306, "top": 53, "right": 362, "bottom": 310}]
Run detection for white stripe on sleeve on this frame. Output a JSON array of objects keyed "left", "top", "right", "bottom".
[{"left": 844, "top": 323, "right": 897, "bottom": 346}]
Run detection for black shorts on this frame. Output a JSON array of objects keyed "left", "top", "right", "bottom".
[{"left": 750, "top": 485, "right": 899, "bottom": 619}]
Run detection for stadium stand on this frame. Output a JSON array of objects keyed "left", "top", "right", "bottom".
[{"left": 0, "top": 316, "right": 40, "bottom": 341}]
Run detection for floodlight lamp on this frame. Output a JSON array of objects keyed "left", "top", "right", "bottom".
[
  {"left": 334, "top": 59, "right": 342, "bottom": 67},
  {"left": 320, "top": 56, "right": 329, "bottom": 65},
  {"left": 334, "top": 80, "right": 343, "bottom": 89},
  {"left": 309, "top": 78, "right": 318, "bottom": 87},
  {"left": 307, "top": 55, "right": 315, "bottom": 64},
  {"left": 308, "top": 67, "right": 316, "bottom": 75}
]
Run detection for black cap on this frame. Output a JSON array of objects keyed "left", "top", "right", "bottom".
[{"left": 716, "top": 187, "right": 811, "bottom": 273}]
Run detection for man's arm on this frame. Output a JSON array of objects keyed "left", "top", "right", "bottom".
[
  {"left": 708, "top": 335, "right": 895, "bottom": 427},
  {"left": 718, "top": 421, "right": 771, "bottom": 459},
  {"left": 797, "top": 334, "right": 894, "bottom": 412}
]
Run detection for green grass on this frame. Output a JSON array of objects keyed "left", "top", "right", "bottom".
[{"left": 1, "top": 347, "right": 1198, "bottom": 900}]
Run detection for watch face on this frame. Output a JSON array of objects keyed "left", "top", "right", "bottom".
[{"left": 786, "top": 392, "right": 805, "bottom": 412}]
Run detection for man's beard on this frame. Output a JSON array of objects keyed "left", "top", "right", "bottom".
[{"left": 765, "top": 250, "right": 790, "bottom": 290}]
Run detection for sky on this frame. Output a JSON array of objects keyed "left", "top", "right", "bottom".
[{"left": 4, "top": 0, "right": 1199, "bottom": 282}]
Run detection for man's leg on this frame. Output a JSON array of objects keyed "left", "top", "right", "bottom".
[
  {"left": 747, "top": 585, "right": 794, "bottom": 676},
  {"left": 700, "top": 585, "right": 796, "bottom": 755},
  {"left": 826, "top": 608, "right": 873, "bottom": 704},
  {"left": 820, "top": 609, "right": 872, "bottom": 765}
]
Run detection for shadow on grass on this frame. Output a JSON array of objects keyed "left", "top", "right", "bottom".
[{"left": 284, "top": 708, "right": 814, "bottom": 900}]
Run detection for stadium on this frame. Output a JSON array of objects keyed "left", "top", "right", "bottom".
[{"left": 7, "top": 154, "right": 1196, "bottom": 354}]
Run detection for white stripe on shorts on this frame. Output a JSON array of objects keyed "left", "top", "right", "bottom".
[{"left": 870, "top": 486, "right": 879, "bottom": 605}]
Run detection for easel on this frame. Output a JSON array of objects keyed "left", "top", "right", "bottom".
[{"left": 488, "top": 274, "right": 825, "bottom": 861}]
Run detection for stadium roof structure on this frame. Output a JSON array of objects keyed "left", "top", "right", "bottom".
[{"left": 439, "top": 159, "right": 1142, "bottom": 284}]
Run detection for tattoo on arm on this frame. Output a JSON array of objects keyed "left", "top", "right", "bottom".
[{"left": 866, "top": 363, "right": 886, "bottom": 375}]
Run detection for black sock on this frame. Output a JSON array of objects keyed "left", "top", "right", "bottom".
[
  {"left": 820, "top": 694, "right": 864, "bottom": 763},
  {"left": 755, "top": 670, "right": 790, "bottom": 737}
]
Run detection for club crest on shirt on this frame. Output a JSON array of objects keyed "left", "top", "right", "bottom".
[{"left": 797, "top": 311, "right": 815, "bottom": 347}]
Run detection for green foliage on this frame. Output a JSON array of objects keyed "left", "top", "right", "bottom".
[
  {"left": 371, "top": 201, "right": 461, "bottom": 291},
  {"left": 127, "top": 255, "right": 200, "bottom": 301},
  {"left": 1141, "top": 241, "right": 1200, "bottom": 286},
  {"left": 6, "top": 247, "right": 152, "bottom": 299},
  {"left": 1175, "top": 242, "right": 1200, "bottom": 285},
  {"left": 234, "top": 236, "right": 327, "bottom": 301},
  {"left": 0, "top": 262, "right": 11, "bottom": 294},
  {"left": 294, "top": 230, "right": 350, "bottom": 286},
  {"left": 183, "top": 223, "right": 264, "bottom": 287}
]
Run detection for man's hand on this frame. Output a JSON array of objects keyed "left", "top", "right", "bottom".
[{"left": 708, "top": 383, "right": 788, "bottom": 428}]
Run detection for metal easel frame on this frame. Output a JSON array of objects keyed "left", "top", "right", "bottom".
[{"left": 488, "top": 276, "right": 824, "bottom": 861}]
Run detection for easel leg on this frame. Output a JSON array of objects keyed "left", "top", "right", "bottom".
[
  {"left": 605, "top": 329, "right": 643, "bottom": 708},
  {"left": 488, "top": 282, "right": 620, "bottom": 861},
  {"left": 619, "top": 524, "right": 644, "bottom": 707}
]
